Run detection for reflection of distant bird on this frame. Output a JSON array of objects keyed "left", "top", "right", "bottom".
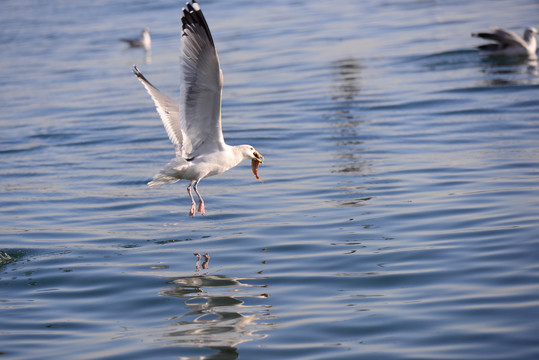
[
  {"left": 471, "top": 27, "right": 538, "bottom": 59},
  {"left": 120, "top": 27, "right": 151, "bottom": 50}
]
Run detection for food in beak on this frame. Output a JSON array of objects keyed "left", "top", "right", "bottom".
[
  {"left": 251, "top": 159, "right": 262, "bottom": 181},
  {"left": 254, "top": 151, "right": 264, "bottom": 163}
]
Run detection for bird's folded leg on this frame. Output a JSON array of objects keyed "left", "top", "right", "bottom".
[
  {"left": 193, "top": 180, "right": 205, "bottom": 215},
  {"left": 187, "top": 181, "right": 197, "bottom": 217},
  {"left": 198, "top": 201, "right": 205, "bottom": 215}
]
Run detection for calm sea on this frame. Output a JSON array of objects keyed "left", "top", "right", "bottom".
[{"left": 1, "top": 0, "right": 539, "bottom": 359}]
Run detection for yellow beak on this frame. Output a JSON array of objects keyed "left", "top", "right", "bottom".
[{"left": 253, "top": 151, "right": 264, "bottom": 164}]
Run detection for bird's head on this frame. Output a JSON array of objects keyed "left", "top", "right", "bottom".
[
  {"left": 239, "top": 145, "right": 264, "bottom": 163},
  {"left": 524, "top": 27, "right": 538, "bottom": 38},
  {"left": 524, "top": 27, "right": 538, "bottom": 45}
]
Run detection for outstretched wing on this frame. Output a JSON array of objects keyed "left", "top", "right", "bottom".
[
  {"left": 133, "top": 65, "right": 183, "bottom": 155},
  {"left": 180, "top": 1, "right": 225, "bottom": 158}
]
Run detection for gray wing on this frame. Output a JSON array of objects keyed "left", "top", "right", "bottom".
[
  {"left": 493, "top": 28, "right": 528, "bottom": 47},
  {"left": 121, "top": 38, "right": 141, "bottom": 47},
  {"left": 179, "top": 1, "right": 225, "bottom": 158},
  {"left": 474, "top": 28, "right": 527, "bottom": 48},
  {"left": 133, "top": 65, "right": 183, "bottom": 154}
]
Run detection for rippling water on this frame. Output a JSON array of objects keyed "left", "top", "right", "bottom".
[{"left": 1, "top": 0, "right": 539, "bottom": 359}]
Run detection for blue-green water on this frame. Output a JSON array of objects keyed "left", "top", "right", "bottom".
[{"left": 1, "top": 0, "right": 539, "bottom": 359}]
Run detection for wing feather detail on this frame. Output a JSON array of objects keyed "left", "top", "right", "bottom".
[
  {"left": 180, "top": 1, "right": 225, "bottom": 157},
  {"left": 133, "top": 65, "right": 183, "bottom": 155}
]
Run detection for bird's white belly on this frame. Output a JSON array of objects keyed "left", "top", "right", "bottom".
[{"left": 170, "top": 150, "right": 241, "bottom": 181}]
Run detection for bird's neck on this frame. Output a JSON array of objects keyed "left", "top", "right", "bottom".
[
  {"left": 528, "top": 36, "right": 537, "bottom": 52},
  {"left": 142, "top": 33, "right": 151, "bottom": 47},
  {"left": 229, "top": 145, "right": 247, "bottom": 164}
]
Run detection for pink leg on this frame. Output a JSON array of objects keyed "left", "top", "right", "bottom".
[
  {"left": 187, "top": 181, "right": 196, "bottom": 217},
  {"left": 202, "top": 253, "right": 210, "bottom": 269},
  {"left": 198, "top": 201, "right": 205, "bottom": 215},
  {"left": 193, "top": 180, "right": 205, "bottom": 215}
]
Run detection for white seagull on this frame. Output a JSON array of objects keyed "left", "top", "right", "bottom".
[
  {"left": 133, "top": 1, "right": 264, "bottom": 217},
  {"left": 471, "top": 27, "right": 538, "bottom": 59},
  {"left": 121, "top": 27, "right": 152, "bottom": 50}
]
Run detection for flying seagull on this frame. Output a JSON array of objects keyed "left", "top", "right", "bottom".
[
  {"left": 121, "top": 27, "right": 151, "bottom": 50},
  {"left": 471, "top": 27, "right": 538, "bottom": 59},
  {"left": 133, "top": 1, "right": 264, "bottom": 217}
]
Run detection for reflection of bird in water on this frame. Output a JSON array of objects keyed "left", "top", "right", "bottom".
[
  {"left": 471, "top": 27, "right": 538, "bottom": 59},
  {"left": 332, "top": 57, "right": 362, "bottom": 104},
  {"left": 159, "top": 272, "right": 270, "bottom": 351},
  {"left": 330, "top": 57, "right": 365, "bottom": 170},
  {"left": 194, "top": 252, "right": 210, "bottom": 271},
  {"left": 132, "top": 1, "right": 264, "bottom": 216},
  {"left": 120, "top": 27, "right": 151, "bottom": 50}
]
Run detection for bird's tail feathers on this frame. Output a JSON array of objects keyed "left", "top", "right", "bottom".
[
  {"left": 148, "top": 175, "right": 180, "bottom": 187},
  {"left": 147, "top": 157, "right": 188, "bottom": 187}
]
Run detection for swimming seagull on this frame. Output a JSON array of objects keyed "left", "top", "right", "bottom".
[
  {"left": 120, "top": 27, "right": 151, "bottom": 50},
  {"left": 471, "top": 27, "right": 538, "bottom": 59},
  {"left": 132, "top": 1, "right": 264, "bottom": 217}
]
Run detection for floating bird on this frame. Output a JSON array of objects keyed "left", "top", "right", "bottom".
[
  {"left": 133, "top": 1, "right": 264, "bottom": 217},
  {"left": 0, "top": 250, "right": 13, "bottom": 264},
  {"left": 471, "top": 27, "right": 538, "bottom": 59},
  {"left": 120, "top": 27, "right": 151, "bottom": 50}
]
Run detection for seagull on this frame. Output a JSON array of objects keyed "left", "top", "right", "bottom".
[
  {"left": 132, "top": 1, "right": 264, "bottom": 217},
  {"left": 471, "top": 27, "right": 538, "bottom": 59},
  {"left": 120, "top": 27, "right": 151, "bottom": 50}
]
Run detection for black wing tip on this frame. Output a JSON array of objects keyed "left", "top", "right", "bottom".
[
  {"left": 472, "top": 32, "right": 493, "bottom": 38},
  {"left": 132, "top": 64, "right": 142, "bottom": 77},
  {"left": 181, "top": 1, "right": 215, "bottom": 46},
  {"left": 132, "top": 64, "right": 154, "bottom": 85}
]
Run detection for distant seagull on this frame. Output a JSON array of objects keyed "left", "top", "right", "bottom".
[
  {"left": 132, "top": 1, "right": 264, "bottom": 217},
  {"left": 120, "top": 27, "right": 151, "bottom": 50},
  {"left": 0, "top": 250, "right": 12, "bottom": 264},
  {"left": 471, "top": 27, "right": 538, "bottom": 59}
]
